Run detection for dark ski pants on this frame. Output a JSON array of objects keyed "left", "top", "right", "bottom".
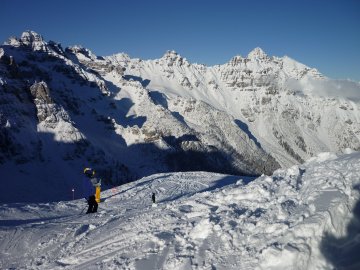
[{"left": 86, "top": 195, "right": 98, "bottom": 214}]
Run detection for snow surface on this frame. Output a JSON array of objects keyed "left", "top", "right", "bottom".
[{"left": 1, "top": 151, "right": 360, "bottom": 269}]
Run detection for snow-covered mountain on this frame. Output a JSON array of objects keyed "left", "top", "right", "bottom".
[
  {"left": 1, "top": 151, "right": 359, "bottom": 269},
  {"left": 108, "top": 48, "right": 360, "bottom": 165},
  {"left": 1, "top": 31, "right": 360, "bottom": 202}
]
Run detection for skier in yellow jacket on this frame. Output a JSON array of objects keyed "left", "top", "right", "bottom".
[{"left": 82, "top": 168, "right": 101, "bottom": 214}]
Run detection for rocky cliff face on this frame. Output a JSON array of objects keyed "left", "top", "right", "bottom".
[{"left": 1, "top": 31, "right": 359, "bottom": 202}]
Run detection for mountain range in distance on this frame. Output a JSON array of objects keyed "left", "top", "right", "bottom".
[{"left": 0, "top": 31, "right": 359, "bottom": 203}]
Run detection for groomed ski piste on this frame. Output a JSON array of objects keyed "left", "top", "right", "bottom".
[{"left": 1, "top": 151, "right": 360, "bottom": 269}]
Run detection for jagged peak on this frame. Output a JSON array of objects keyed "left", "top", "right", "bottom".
[
  {"left": 161, "top": 50, "right": 189, "bottom": 66},
  {"left": 162, "top": 50, "right": 185, "bottom": 61},
  {"left": 228, "top": 55, "right": 243, "bottom": 65},
  {"left": 20, "top": 30, "right": 44, "bottom": 45},
  {"left": 161, "top": 50, "right": 182, "bottom": 62},
  {"left": 4, "top": 30, "right": 48, "bottom": 51},
  {"left": 66, "top": 45, "right": 97, "bottom": 60},
  {"left": 163, "top": 50, "right": 179, "bottom": 58},
  {"left": 247, "top": 47, "right": 268, "bottom": 59},
  {"left": 66, "top": 45, "right": 88, "bottom": 54}
]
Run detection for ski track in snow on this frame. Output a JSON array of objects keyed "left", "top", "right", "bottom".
[{"left": 1, "top": 153, "right": 360, "bottom": 269}]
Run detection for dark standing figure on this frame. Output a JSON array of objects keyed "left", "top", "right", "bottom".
[
  {"left": 83, "top": 168, "right": 98, "bottom": 214},
  {"left": 152, "top": 192, "right": 156, "bottom": 204}
]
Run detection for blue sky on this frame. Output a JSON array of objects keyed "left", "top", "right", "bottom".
[{"left": 1, "top": 0, "right": 359, "bottom": 81}]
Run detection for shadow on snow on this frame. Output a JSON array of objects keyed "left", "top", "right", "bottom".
[
  {"left": 234, "top": 119, "right": 262, "bottom": 149},
  {"left": 320, "top": 190, "right": 360, "bottom": 269}
]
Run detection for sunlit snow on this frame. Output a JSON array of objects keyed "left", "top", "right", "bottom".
[{"left": 1, "top": 152, "right": 359, "bottom": 269}]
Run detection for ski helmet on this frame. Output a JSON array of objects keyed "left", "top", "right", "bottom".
[{"left": 84, "top": 167, "right": 95, "bottom": 177}]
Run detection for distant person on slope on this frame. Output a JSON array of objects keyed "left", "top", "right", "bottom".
[
  {"left": 152, "top": 192, "right": 156, "bottom": 204},
  {"left": 83, "top": 168, "right": 101, "bottom": 214}
]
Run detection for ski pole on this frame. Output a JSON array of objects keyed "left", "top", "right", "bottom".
[
  {"left": 80, "top": 199, "right": 88, "bottom": 214},
  {"left": 80, "top": 206, "right": 87, "bottom": 214}
]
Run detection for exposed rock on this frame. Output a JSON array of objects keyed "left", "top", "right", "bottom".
[
  {"left": 29, "top": 81, "right": 54, "bottom": 122},
  {"left": 30, "top": 81, "right": 53, "bottom": 104}
]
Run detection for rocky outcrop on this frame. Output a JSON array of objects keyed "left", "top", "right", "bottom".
[
  {"left": 30, "top": 81, "right": 53, "bottom": 104},
  {"left": 29, "top": 81, "right": 54, "bottom": 122}
]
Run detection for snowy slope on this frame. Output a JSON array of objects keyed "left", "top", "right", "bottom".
[{"left": 1, "top": 151, "right": 359, "bottom": 269}]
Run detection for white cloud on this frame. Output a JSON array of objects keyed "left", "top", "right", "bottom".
[{"left": 286, "top": 78, "right": 360, "bottom": 101}]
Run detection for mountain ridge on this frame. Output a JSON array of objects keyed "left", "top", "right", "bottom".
[{"left": 1, "top": 31, "right": 359, "bottom": 203}]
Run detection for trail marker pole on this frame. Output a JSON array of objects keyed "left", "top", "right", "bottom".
[{"left": 72, "top": 188, "right": 75, "bottom": 200}]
